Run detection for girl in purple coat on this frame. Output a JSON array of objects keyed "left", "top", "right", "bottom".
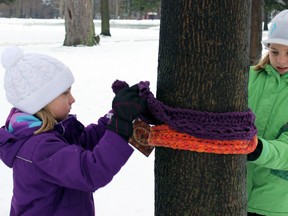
[{"left": 0, "top": 47, "right": 147, "bottom": 215}]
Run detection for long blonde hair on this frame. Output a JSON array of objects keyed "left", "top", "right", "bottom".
[
  {"left": 34, "top": 108, "right": 57, "bottom": 134},
  {"left": 253, "top": 52, "right": 270, "bottom": 71}
]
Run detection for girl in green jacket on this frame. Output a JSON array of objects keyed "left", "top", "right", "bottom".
[{"left": 247, "top": 9, "right": 288, "bottom": 216}]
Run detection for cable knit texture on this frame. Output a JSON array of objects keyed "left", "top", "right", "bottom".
[
  {"left": 1, "top": 46, "right": 74, "bottom": 114},
  {"left": 112, "top": 80, "right": 257, "bottom": 141}
]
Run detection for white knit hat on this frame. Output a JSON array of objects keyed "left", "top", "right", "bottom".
[
  {"left": 1, "top": 46, "right": 74, "bottom": 114},
  {"left": 262, "top": 10, "right": 288, "bottom": 48}
]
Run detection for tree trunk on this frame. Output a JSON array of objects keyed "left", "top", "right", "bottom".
[
  {"left": 58, "top": 0, "right": 65, "bottom": 18},
  {"left": 100, "top": 0, "right": 111, "bottom": 36},
  {"left": 250, "top": 0, "right": 263, "bottom": 65},
  {"left": 63, "top": 0, "right": 99, "bottom": 46},
  {"left": 263, "top": 10, "right": 269, "bottom": 31},
  {"left": 155, "top": 1, "right": 251, "bottom": 215}
]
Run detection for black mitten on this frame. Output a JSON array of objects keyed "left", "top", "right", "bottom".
[
  {"left": 106, "top": 115, "right": 133, "bottom": 141},
  {"left": 111, "top": 80, "right": 161, "bottom": 125},
  {"left": 112, "top": 84, "right": 147, "bottom": 123},
  {"left": 107, "top": 84, "right": 147, "bottom": 140},
  {"left": 247, "top": 139, "right": 263, "bottom": 161}
]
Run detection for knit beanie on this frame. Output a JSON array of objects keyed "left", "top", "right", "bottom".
[
  {"left": 262, "top": 9, "right": 288, "bottom": 48},
  {"left": 1, "top": 46, "right": 74, "bottom": 114}
]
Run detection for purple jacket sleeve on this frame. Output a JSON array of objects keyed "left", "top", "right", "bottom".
[
  {"left": 79, "top": 115, "right": 110, "bottom": 150},
  {"left": 31, "top": 129, "right": 134, "bottom": 192}
]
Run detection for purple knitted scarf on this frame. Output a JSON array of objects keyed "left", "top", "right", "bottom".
[{"left": 112, "top": 80, "right": 257, "bottom": 141}]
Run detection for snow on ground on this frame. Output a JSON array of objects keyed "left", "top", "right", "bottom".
[{"left": 0, "top": 18, "right": 160, "bottom": 216}]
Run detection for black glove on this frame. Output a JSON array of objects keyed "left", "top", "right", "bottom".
[
  {"left": 107, "top": 84, "right": 148, "bottom": 140},
  {"left": 106, "top": 115, "right": 133, "bottom": 141},
  {"left": 247, "top": 139, "right": 263, "bottom": 161},
  {"left": 110, "top": 79, "right": 161, "bottom": 125},
  {"left": 111, "top": 84, "right": 147, "bottom": 123}
]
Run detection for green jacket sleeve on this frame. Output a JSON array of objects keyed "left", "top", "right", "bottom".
[{"left": 251, "top": 132, "right": 288, "bottom": 170}]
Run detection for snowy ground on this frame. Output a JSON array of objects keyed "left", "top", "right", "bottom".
[{"left": 0, "top": 18, "right": 160, "bottom": 216}]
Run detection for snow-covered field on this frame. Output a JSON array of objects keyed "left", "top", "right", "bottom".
[{"left": 0, "top": 18, "right": 160, "bottom": 216}]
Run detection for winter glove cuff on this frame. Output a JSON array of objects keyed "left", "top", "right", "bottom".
[
  {"left": 247, "top": 139, "right": 263, "bottom": 161},
  {"left": 106, "top": 115, "right": 133, "bottom": 141}
]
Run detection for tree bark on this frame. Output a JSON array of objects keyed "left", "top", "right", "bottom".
[
  {"left": 155, "top": 1, "right": 251, "bottom": 215},
  {"left": 100, "top": 0, "right": 111, "bottom": 36},
  {"left": 250, "top": 0, "right": 263, "bottom": 65},
  {"left": 263, "top": 10, "right": 269, "bottom": 31},
  {"left": 63, "top": 0, "right": 98, "bottom": 46}
]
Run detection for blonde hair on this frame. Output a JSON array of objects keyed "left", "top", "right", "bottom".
[
  {"left": 34, "top": 108, "right": 57, "bottom": 134},
  {"left": 253, "top": 52, "right": 270, "bottom": 71}
]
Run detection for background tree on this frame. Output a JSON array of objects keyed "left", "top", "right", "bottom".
[
  {"left": 155, "top": 0, "right": 251, "bottom": 215},
  {"left": 1, "top": 0, "right": 162, "bottom": 19},
  {"left": 263, "top": 0, "right": 288, "bottom": 30},
  {"left": 63, "top": 0, "right": 99, "bottom": 46},
  {"left": 42, "top": 0, "right": 64, "bottom": 18},
  {"left": 0, "top": 0, "right": 15, "bottom": 3},
  {"left": 100, "top": 0, "right": 111, "bottom": 36},
  {"left": 250, "top": 0, "right": 263, "bottom": 65},
  {"left": 130, "top": 0, "right": 160, "bottom": 19},
  {"left": 0, "top": 0, "right": 62, "bottom": 18}
]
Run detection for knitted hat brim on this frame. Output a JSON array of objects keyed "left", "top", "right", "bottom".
[{"left": 262, "top": 38, "right": 288, "bottom": 48}]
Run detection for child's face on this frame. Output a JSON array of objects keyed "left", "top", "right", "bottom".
[
  {"left": 268, "top": 43, "right": 288, "bottom": 75},
  {"left": 46, "top": 87, "right": 75, "bottom": 121}
]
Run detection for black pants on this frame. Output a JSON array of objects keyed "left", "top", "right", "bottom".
[{"left": 247, "top": 213, "right": 264, "bottom": 216}]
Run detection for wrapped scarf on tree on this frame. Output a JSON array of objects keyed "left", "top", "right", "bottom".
[{"left": 111, "top": 80, "right": 258, "bottom": 155}]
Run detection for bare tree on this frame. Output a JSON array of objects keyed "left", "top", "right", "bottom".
[
  {"left": 63, "top": 0, "right": 99, "bottom": 46},
  {"left": 155, "top": 0, "right": 251, "bottom": 215},
  {"left": 58, "top": 0, "right": 64, "bottom": 18},
  {"left": 250, "top": 0, "right": 263, "bottom": 65},
  {"left": 0, "top": 0, "right": 15, "bottom": 3},
  {"left": 100, "top": 0, "right": 111, "bottom": 36}
]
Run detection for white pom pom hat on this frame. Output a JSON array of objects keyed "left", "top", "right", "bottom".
[
  {"left": 1, "top": 46, "right": 74, "bottom": 114},
  {"left": 262, "top": 9, "right": 288, "bottom": 47}
]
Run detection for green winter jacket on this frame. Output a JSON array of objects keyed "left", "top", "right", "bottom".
[{"left": 248, "top": 64, "right": 288, "bottom": 215}]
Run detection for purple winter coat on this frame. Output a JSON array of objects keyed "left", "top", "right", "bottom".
[{"left": 0, "top": 108, "right": 134, "bottom": 216}]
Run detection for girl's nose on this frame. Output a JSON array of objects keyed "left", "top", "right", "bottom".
[{"left": 69, "top": 94, "right": 75, "bottom": 104}]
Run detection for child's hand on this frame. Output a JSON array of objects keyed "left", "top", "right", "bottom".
[
  {"left": 106, "top": 84, "right": 148, "bottom": 140},
  {"left": 111, "top": 84, "right": 147, "bottom": 123}
]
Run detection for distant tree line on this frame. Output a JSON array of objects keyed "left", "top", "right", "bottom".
[
  {"left": 0, "top": 0, "right": 161, "bottom": 19},
  {"left": 1, "top": 0, "right": 287, "bottom": 23}
]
